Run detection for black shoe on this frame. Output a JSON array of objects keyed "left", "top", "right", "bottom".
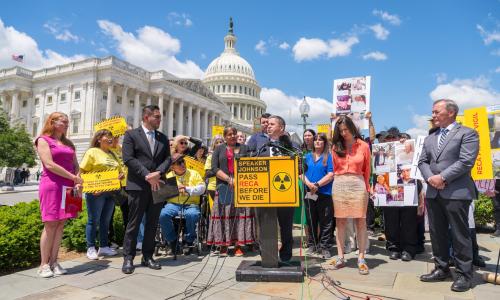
[
  {"left": 451, "top": 275, "right": 471, "bottom": 292},
  {"left": 420, "top": 268, "right": 451, "bottom": 282},
  {"left": 473, "top": 256, "right": 486, "bottom": 268},
  {"left": 122, "top": 258, "right": 135, "bottom": 274},
  {"left": 389, "top": 251, "right": 401, "bottom": 260},
  {"left": 401, "top": 251, "right": 413, "bottom": 262},
  {"left": 141, "top": 257, "right": 161, "bottom": 270}
]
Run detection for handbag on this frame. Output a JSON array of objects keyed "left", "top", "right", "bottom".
[{"left": 152, "top": 176, "right": 179, "bottom": 204}]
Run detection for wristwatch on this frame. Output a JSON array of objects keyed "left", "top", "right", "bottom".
[{"left": 314, "top": 182, "right": 320, "bottom": 188}]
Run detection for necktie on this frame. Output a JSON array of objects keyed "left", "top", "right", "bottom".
[
  {"left": 437, "top": 128, "right": 448, "bottom": 151},
  {"left": 147, "top": 131, "right": 155, "bottom": 154}
]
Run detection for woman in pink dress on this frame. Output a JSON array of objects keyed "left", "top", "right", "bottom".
[{"left": 35, "top": 112, "right": 83, "bottom": 278}]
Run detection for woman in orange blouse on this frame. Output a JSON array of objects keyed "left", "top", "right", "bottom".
[{"left": 329, "top": 115, "right": 371, "bottom": 275}]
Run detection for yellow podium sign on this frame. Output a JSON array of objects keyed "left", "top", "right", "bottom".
[
  {"left": 94, "top": 117, "right": 128, "bottom": 137},
  {"left": 184, "top": 156, "right": 206, "bottom": 178},
  {"left": 234, "top": 157, "right": 299, "bottom": 207},
  {"left": 81, "top": 169, "right": 121, "bottom": 193}
]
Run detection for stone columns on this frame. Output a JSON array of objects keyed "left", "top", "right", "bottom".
[
  {"left": 158, "top": 93, "right": 164, "bottom": 132},
  {"left": 194, "top": 107, "right": 201, "bottom": 138},
  {"left": 106, "top": 83, "right": 114, "bottom": 118},
  {"left": 26, "top": 93, "right": 33, "bottom": 134},
  {"left": 187, "top": 104, "right": 193, "bottom": 136},
  {"left": 147, "top": 95, "right": 152, "bottom": 106},
  {"left": 133, "top": 90, "right": 141, "bottom": 128},
  {"left": 202, "top": 109, "right": 209, "bottom": 141},
  {"left": 211, "top": 112, "right": 216, "bottom": 126},
  {"left": 177, "top": 101, "right": 184, "bottom": 135},
  {"left": 120, "top": 86, "right": 128, "bottom": 117},
  {"left": 231, "top": 103, "right": 234, "bottom": 118},
  {"left": 167, "top": 96, "right": 174, "bottom": 138},
  {"left": 0, "top": 93, "right": 7, "bottom": 111},
  {"left": 10, "top": 91, "right": 19, "bottom": 123}
]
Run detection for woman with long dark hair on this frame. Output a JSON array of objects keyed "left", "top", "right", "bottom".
[
  {"left": 301, "top": 129, "right": 316, "bottom": 153},
  {"left": 303, "top": 133, "right": 334, "bottom": 258},
  {"left": 329, "top": 115, "right": 371, "bottom": 275}
]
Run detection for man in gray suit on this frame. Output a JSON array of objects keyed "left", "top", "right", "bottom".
[{"left": 418, "top": 99, "right": 479, "bottom": 292}]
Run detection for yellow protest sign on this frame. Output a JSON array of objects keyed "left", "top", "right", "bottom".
[
  {"left": 234, "top": 156, "right": 299, "bottom": 207},
  {"left": 184, "top": 156, "right": 206, "bottom": 178},
  {"left": 81, "top": 169, "right": 121, "bottom": 193},
  {"left": 94, "top": 117, "right": 128, "bottom": 137},
  {"left": 212, "top": 125, "right": 224, "bottom": 137},
  {"left": 464, "top": 107, "right": 493, "bottom": 180},
  {"left": 317, "top": 124, "right": 331, "bottom": 134}
]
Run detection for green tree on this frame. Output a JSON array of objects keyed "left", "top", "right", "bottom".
[{"left": 0, "top": 109, "right": 36, "bottom": 167}]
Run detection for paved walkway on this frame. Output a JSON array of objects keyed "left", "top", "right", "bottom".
[{"left": 2, "top": 231, "right": 499, "bottom": 300}]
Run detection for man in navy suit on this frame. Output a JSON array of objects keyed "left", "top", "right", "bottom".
[{"left": 121, "top": 105, "right": 171, "bottom": 274}]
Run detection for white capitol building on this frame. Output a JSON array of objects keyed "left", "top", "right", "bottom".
[{"left": 0, "top": 18, "right": 265, "bottom": 160}]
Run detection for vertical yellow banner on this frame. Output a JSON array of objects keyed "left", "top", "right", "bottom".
[{"left": 464, "top": 107, "right": 493, "bottom": 180}]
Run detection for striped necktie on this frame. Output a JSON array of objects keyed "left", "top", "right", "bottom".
[
  {"left": 147, "top": 131, "right": 155, "bottom": 154},
  {"left": 437, "top": 128, "right": 449, "bottom": 151}
]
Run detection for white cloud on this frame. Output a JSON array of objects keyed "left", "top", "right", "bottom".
[
  {"left": 406, "top": 114, "right": 431, "bottom": 138},
  {"left": 260, "top": 87, "right": 332, "bottom": 133},
  {"left": 372, "top": 10, "right": 402, "bottom": 26},
  {"left": 97, "top": 19, "right": 203, "bottom": 78},
  {"left": 477, "top": 24, "right": 500, "bottom": 45},
  {"left": 369, "top": 23, "right": 390, "bottom": 40},
  {"left": 435, "top": 73, "right": 448, "bottom": 84},
  {"left": 279, "top": 42, "right": 290, "bottom": 50},
  {"left": 255, "top": 40, "right": 267, "bottom": 55},
  {"left": 362, "top": 51, "right": 387, "bottom": 61},
  {"left": 429, "top": 76, "right": 500, "bottom": 110},
  {"left": 43, "top": 19, "right": 80, "bottom": 42},
  {"left": 292, "top": 36, "right": 359, "bottom": 62},
  {"left": 0, "top": 18, "right": 85, "bottom": 69},
  {"left": 167, "top": 12, "right": 193, "bottom": 28}
]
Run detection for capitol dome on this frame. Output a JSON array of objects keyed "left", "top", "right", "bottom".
[{"left": 203, "top": 18, "right": 266, "bottom": 132}]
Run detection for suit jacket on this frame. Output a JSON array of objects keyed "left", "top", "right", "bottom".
[
  {"left": 122, "top": 127, "right": 171, "bottom": 191},
  {"left": 418, "top": 124, "right": 479, "bottom": 200},
  {"left": 211, "top": 143, "right": 249, "bottom": 186}
]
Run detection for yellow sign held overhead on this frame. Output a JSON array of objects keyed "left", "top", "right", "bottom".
[
  {"left": 94, "top": 117, "right": 128, "bottom": 137},
  {"left": 234, "top": 156, "right": 299, "bottom": 207},
  {"left": 464, "top": 107, "right": 493, "bottom": 180},
  {"left": 81, "top": 169, "right": 121, "bottom": 193},
  {"left": 317, "top": 124, "right": 331, "bottom": 134},
  {"left": 184, "top": 156, "right": 206, "bottom": 178},
  {"left": 212, "top": 125, "right": 224, "bottom": 138}
]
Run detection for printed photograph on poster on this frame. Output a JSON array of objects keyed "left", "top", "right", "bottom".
[
  {"left": 396, "top": 140, "right": 415, "bottom": 166},
  {"left": 410, "top": 136, "right": 425, "bottom": 180},
  {"left": 332, "top": 76, "right": 371, "bottom": 129},
  {"left": 487, "top": 106, "right": 500, "bottom": 178},
  {"left": 374, "top": 165, "right": 417, "bottom": 206},
  {"left": 373, "top": 142, "right": 396, "bottom": 174}
]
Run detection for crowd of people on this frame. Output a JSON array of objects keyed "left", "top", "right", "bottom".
[{"left": 33, "top": 99, "right": 499, "bottom": 293}]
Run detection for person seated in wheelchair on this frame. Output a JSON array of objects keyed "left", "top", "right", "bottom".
[{"left": 159, "top": 153, "right": 206, "bottom": 255}]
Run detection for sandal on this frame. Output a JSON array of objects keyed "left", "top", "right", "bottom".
[
  {"left": 327, "top": 256, "right": 345, "bottom": 270},
  {"left": 358, "top": 259, "right": 369, "bottom": 275}
]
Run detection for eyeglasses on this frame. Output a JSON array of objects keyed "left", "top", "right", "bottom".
[{"left": 179, "top": 141, "right": 188, "bottom": 145}]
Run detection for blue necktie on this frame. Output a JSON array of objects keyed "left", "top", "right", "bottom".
[{"left": 437, "top": 128, "right": 449, "bottom": 151}]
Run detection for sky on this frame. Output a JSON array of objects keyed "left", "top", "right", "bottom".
[{"left": 0, "top": 0, "right": 499, "bottom": 136}]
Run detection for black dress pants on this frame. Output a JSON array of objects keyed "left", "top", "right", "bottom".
[
  {"left": 383, "top": 206, "right": 418, "bottom": 256},
  {"left": 304, "top": 193, "right": 334, "bottom": 250},
  {"left": 426, "top": 195, "right": 472, "bottom": 279},
  {"left": 123, "top": 190, "right": 163, "bottom": 260},
  {"left": 277, "top": 207, "right": 295, "bottom": 261}
]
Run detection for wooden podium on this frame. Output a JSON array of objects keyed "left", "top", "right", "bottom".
[{"left": 234, "top": 156, "right": 304, "bottom": 282}]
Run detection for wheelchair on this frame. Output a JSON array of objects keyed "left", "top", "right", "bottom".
[{"left": 154, "top": 193, "right": 210, "bottom": 259}]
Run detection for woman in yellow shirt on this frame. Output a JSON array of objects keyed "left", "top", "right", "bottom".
[{"left": 79, "top": 129, "right": 124, "bottom": 260}]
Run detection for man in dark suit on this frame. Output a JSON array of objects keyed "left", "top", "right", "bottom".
[
  {"left": 121, "top": 105, "right": 171, "bottom": 274},
  {"left": 418, "top": 99, "right": 479, "bottom": 292},
  {"left": 257, "top": 115, "right": 297, "bottom": 262}
]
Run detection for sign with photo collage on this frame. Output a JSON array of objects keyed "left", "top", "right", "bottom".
[{"left": 332, "top": 76, "right": 371, "bottom": 130}]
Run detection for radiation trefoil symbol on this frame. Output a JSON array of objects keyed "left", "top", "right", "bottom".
[{"left": 273, "top": 172, "right": 292, "bottom": 192}]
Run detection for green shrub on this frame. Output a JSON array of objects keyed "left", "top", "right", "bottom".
[
  {"left": 0, "top": 201, "right": 43, "bottom": 272},
  {"left": 475, "top": 193, "right": 494, "bottom": 228}
]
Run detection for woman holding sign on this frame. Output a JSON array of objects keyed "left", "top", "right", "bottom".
[
  {"left": 79, "top": 129, "right": 124, "bottom": 260},
  {"left": 208, "top": 126, "right": 255, "bottom": 256},
  {"left": 330, "top": 115, "right": 371, "bottom": 275},
  {"left": 35, "top": 112, "right": 83, "bottom": 278}
]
